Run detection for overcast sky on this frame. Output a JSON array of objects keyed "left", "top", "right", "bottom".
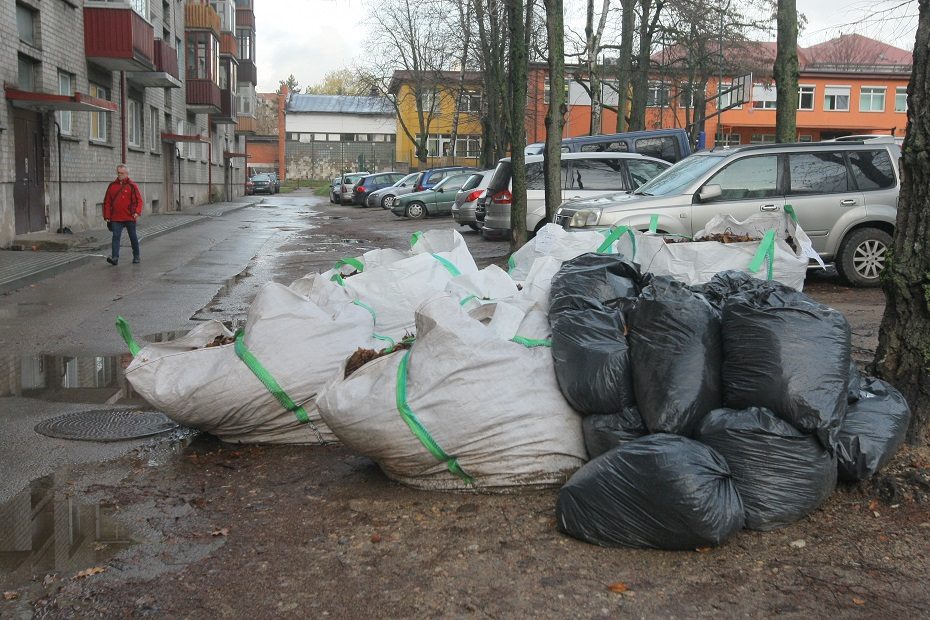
[{"left": 254, "top": 0, "right": 919, "bottom": 93}]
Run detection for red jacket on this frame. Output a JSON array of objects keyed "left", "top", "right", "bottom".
[{"left": 103, "top": 177, "right": 143, "bottom": 222}]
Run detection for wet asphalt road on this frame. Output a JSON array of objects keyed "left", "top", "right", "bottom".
[{"left": 0, "top": 188, "right": 509, "bottom": 503}]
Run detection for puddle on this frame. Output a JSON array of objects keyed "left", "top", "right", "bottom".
[
  {"left": 0, "top": 473, "right": 136, "bottom": 589},
  {"left": 0, "top": 354, "right": 132, "bottom": 403}
]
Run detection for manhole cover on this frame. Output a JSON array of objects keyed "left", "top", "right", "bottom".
[{"left": 34, "top": 409, "right": 179, "bottom": 442}]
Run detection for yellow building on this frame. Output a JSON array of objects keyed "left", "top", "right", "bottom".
[{"left": 388, "top": 70, "right": 484, "bottom": 170}]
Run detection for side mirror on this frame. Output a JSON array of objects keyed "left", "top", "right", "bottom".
[
  {"left": 698, "top": 184, "right": 722, "bottom": 202},
  {"left": 437, "top": 188, "right": 444, "bottom": 193}
]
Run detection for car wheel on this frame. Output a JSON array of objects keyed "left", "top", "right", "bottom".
[
  {"left": 836, "top": 227, "right": 891, "bottom": 287},
  {"left": 406, "top": 202, "right": 426, "bottom": 219},
  {"left": 381, "top": 195, "right": 395, "bottom": 209}
]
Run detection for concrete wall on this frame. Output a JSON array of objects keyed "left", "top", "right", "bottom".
[
  {"left": 286, "top": 112, "right": 395, "bottom": 135},
  {"left": 285, "top": 140, "right": 401, "bottom": 180}
]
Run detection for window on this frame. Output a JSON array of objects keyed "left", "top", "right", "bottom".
[
  {"left": 718, "top": 80, "right": 744, "bottom": 110},
  {"left": 706, "top": 155, "right": 779, "bottom": 201},
  {"left": 129, "top": 0, "right": 148, "bottom": 19},
  {"left": 150, "top": 107, "right": 159, "bottom": 150},
  {"left": 454, "top": 135, "right": 481, "bottom": 157},
  {"left": 627, "top": 160, "right": 669, "bottom": 188},
  {"left": 646, "top": 82, "right": 669, "bottom": 107},
  {"left": 419, "top": 89, "right": 438, "bottom": 113},
  {"left": 751, "top": 83, "right": 777, "bottom": 109},
  {"left": 798, "top": 85, "right": 815, "bottom": 111},
  {"left": 570, "top": 159, "right": 628, "bottom": 191},
  {"left": 237, "top": 83, "right": 255, "bottom": 115},
  {"left": 798, "top": 135, "right": 813, "bottom": 142},
  {"left": 526, "top": 162, "right": 545, "bottom": 190},
  {"left": 314, "top": 133, "right": 327, "bottom": 141},
  {"left": 848, "top": 150, "right": 895, "bottom": 190},
  {"left": 459, "top": 90, "right": 481, "bottom": 113},
  {"left": 128, "top": 99, "right": 143, "bottom": 147},
  {"left": 824, "top": 86, "right": 850, "bottom": 111},
  {"left": 859, "top": 87, "right": 886, "bottom": 112},
  {"left": 678, "top": 83, "right": 700, "bottom": 109},
  {"left": 17, "top": 55, "right": 36, "bottom": 91},
  {"left": 17, "top": 4, "right": 36, "bottom": 45},
  {"left": 186, "top": 32, "right": 219, "bottom": 83},
  {"left": 788, "top": 152, "right": 849, "bottom": 194},
  {"left": 544, "top": 77, "right": 570, "bottom": 104},
  {"left": 236, "top": 28, "right": 252, "bottom": 61},
  {"left": 714, "top": 132, "right": 741, "bottom": 147},
  {"left": 750, "top": 133, "right": 776, "bottom": 144},
  {"left": 635, "top": 136, "right": 680, "bottom": 162},
  {"left": 58, "top": 71, "right": 73, "bottom": 135},
  {"left": 895, "top": 87, "right": 907, "bottom": 113},
  {"left": 580, "top": 141, "right": 629, "bottom": 153},
  {"left": 90, "top": 84, "right": 109, "bottom": 142}
]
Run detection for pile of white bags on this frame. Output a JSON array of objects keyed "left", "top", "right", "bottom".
[
  {"left": 124, "top": 282, "right": 377, "bottom": 444},
  {"left": 317, "top": 295, "right": 587, "bottom": 490},
  {"left": 612, "top": 210, "right": 823, "bottom": 290}
]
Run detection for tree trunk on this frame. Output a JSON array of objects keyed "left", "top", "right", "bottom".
[
  {"left": 615, "top": 0, "right": 635, "bottom": 132},
  {"left": 629, "top": 0, "right": 663, "bottom": 131},
  {"left": 508, "top": 0, "right": 529, "bottom": 251},
  {"left": 544, "top": 0, "right": 566, "bottom": 224},
  {"left": 773, "top": 0, "right": 798, "bottom": 143},
  {"left": 872, "top": 0, "right": 930, "bottom": 444}
]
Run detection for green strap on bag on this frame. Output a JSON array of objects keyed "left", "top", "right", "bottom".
[
  {"left": 596, "top": 225, "right": 635, "bottom": 256},
  {"left": 748, "top": 229, "right": 777, "bottom": 280},
  {"left": 395, "top": 350, "right": 474, "bottom": 485},
  {"left": 510, "top": 336, "right": 552, "bottom": 348},
  {"left": 409, "top": 231, "right": 423, "bottom": 248},
  {"left": 115, "top": 316, "right": 141, "bottom": 356},
  {"left": 430, "top": 253, "right": 461, "bottom": 276},
  {"left": 649, "top": 214, "right": 659, "bottom": 233},
  {"left": 233, "top": 330, "right": 324, "bottom": 441}
]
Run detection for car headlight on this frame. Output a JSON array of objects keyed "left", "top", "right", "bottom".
[{"left": 569, "top": 209, "right": 601, "bottom": 227}]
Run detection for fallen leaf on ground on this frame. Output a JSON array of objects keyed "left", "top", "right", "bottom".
[
  {"left": 73, "top": 567, "right": 106, "bottom": 579},
  {"left": 789, "top": 539, "right": 807, "bottom": 549},
  {"left": 3, "top": 592, "right": 19, "bottom": 601},
  {"left": 695, "top": 547, "right": 712, "bottom": 553},
  {"left": 211, "top": 527, "right": 229, "bottom": 537},
  {"left": 852, "top": 597, "right": 866, "bottom": 605},
  {"left": 868, "top": 499, "right": 879, "bottom": 511},
  {"left": 607, "top": 582, "right": 629, "bottom": 593}
]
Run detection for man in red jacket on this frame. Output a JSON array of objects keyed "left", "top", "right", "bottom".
[{"left": 103, "top": 163, "right": 143, "bottom": 265}]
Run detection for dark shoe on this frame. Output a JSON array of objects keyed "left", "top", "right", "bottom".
[
  {"left": 106, "top": 257, "right": 118, "bottom": 266},
  {"left": 132, "top": 257, "right": 140, "bottom": 264}
]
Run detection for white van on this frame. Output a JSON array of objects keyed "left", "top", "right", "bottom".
[{"left": 480, "top": 152, "right": 670, "bottom": 240}]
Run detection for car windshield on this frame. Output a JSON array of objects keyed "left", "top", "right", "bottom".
[
  {"left": 252, "top": 174, "right": 271, "bottom": 181},
  {"left": 435, "top": 174, "right": 472, "bottom": 190},
  {"left": 344, "top": 173, "right": 365, "bottom": 183},
  {"left": 460, "top": 173, "right": 484, "bottom": 191},
  {"left": 394, "top": 172, "right": 419, "bottom": 187},
  {"left": 632, "top": 153, "right": 727, "bottom": 197}
]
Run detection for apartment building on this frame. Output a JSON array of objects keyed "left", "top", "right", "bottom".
[{"left": 0, "top": 0, "right": 259, "bottom": 249}]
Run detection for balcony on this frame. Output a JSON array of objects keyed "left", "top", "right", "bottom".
[
  {"left": 236, "top": 115, "right": 258, "bottom": 134},
  {"left": 235, "top": 8, "right": 254, "bottom": 28},
  {"left": 84, "top": 5, "right": 154, "bottom": 72},
  {"left": 238, "top": 59, "right": 256, "bottom": 85},
  {"left": 186, "top": 79, "right": 221, "bottom": 113},
  {"left": 213, "top": 87, "right": 238, "bottom": 125},
  {"left": 185, "top": 3, "right": 220, "bottom": 35},
  {"left": 220, "top": 32, "right": 238, "bottom": 57},
  {"left": 127, "top": 39, "right": 182, "bottom": 88}
]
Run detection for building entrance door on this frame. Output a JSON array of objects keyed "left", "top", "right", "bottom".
[{"left": 13, "top": 109, "right": 46, "bottom": 234}]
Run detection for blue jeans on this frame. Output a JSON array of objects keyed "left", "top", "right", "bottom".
[{"left": 111, "top": 221, "right": 140, "bottom": 260}]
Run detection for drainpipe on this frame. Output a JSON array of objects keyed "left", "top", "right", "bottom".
[
  {"left": 53, "top": 120, "right": 70, "bottom": 234},
  {"left": 120, "top": 71, "right": 127, "bottom": 164},
  {"left": 176, "top": 147, "right": 182, "bottom": 209},
  {"left": 208, "top": 126, "right": 213, "bottom": 202}
]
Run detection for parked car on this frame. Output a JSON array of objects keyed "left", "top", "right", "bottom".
[
  {"left": 366, "top": 172, "right": 419, "bottom": 208},
  {"left": 338, "top": 171, "right": 370, "bottom": 204},
  {"left": 481, "top": 152, "right": 671, "bottom": 240},
  {"left": 412, "top": 166, "right": 480, "bottom": 193},
  {"left": 452, "top": 169, "right": 495, "bottom": 231},
  {"left": 267, "top": 172, "right": 281, "bottom": 193},
  {"left": 329, "top": 176, "right": 342, "bottom": 203},
  {"left": 246, "top": 173, "right": 277, "bottom": 195},
  {"left": 352, "top": 172, "right": 407, "bottom": 206},
  {"left": 826, "top": 134, "right": 904, "bottom": 146},
  {"left": 391, "top": 172, "right": 475, "bottom": 219},
  {"left": 554, "top": 141, "right": 901, "bottom": 287},
  {"left": 524, "top": 128, "right": 692, "bottom": 163}
]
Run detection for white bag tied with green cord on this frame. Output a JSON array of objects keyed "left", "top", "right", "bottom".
[
  {"left": 612, "top": 210, "right": 822, "bottom": 290},
  {"left": 507, "top": 224, "right": 613, "bottom": 281},
  {"left": 124, "top": 282, "right": 377, "bottom": 444},
  {"left": 317, "top": 294, "right": 587, "bottom": 491}
]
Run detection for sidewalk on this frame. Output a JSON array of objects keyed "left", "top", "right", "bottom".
[{"left": 0, "top": 197, "right": 261, "bottom": 295}]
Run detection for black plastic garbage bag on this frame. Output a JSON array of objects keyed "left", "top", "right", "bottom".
[
  {"left": 847, "top": 359, "right": 862, "bottom": 404},
  {"left": 549, "top": 253, "right": 648, "bottom": 319},
  {"left": 552, "top": 308, "right": 635, "bottom": 416},
  {"left": 581, "top": 407, "right": 647, "bottom": 459},
  {"left": 628, "top": 277, "right": 722, "bottom": 436},
  {"left": 693, "top": 270, "right": 762, "bottom": 313},
  {"left": 695, "top": 407, "right": 837, "bottom": 531},
  {"left": 721, "top": 291, "right": 850, "bottom": 452},
  {"left": 836, "top": 376, "right": 911, "bottom": 482},
  {"left": 556, "top": 434, "right": 744, "bottom": 549}
]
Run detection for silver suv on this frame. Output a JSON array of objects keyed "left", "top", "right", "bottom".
[{"left": 554, "top": 141, "right": 900, "bottom": 287}]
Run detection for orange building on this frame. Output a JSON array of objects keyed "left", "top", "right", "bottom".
[{"left": 526, "top": 34, "right": 910, "bottom": 148}]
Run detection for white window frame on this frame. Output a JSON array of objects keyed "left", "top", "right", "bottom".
[
  {"left": 128, "top": 99, "right": 143, "bottom": 147},
  {"left": 859, "top": 86, "right": 886, "bottom": 113},
  {"left": 824, "top": 85, "right": 851, "bottom": 112},
  {"left": 798, "top": 85, "right": 815, "bottom": 111},
  {"left": 895, "top": 87, "right": 907, "bottom": 113},
  {"left": 129, "top": 0, "right": 148, "bottom": 19},
  {"left": 646, "top": 81, "right": 669, "bottom": 108},
  {"left": 236, "top": 83, "right": 256, "bottom": 116},
  {"left": 149, "top": 106, "right": 159, "bottom": 151},
  {"left": 458, "top": 89, "right": 481, "bottom": 113},
  {"left": 750, "top": 133, "right": 776, "bottom": 144},
  {"left": 751, "top": 83, "right": 777, "bottom": 110},
  {"left": 543, "top": 77, "right": 570, "bottom": 105},
  {"left": 678, "top": 82, "right": 701, "bottom": 109},
  {"left": 454, "top": 135, "right": 481, "bottom": 158},
  {"left": 58, "top": 71, "right": 73, "bottom": 135},
  {"left": 714, "top": 132, "right": 740, "bottom": 147},
  {"left": 90, "top": 84, "right": 109, "bottom": 142}
]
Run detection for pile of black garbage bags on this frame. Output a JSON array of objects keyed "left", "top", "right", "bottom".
[{"left": 550, "top": 254, "right": 911, "bottom": 550}]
